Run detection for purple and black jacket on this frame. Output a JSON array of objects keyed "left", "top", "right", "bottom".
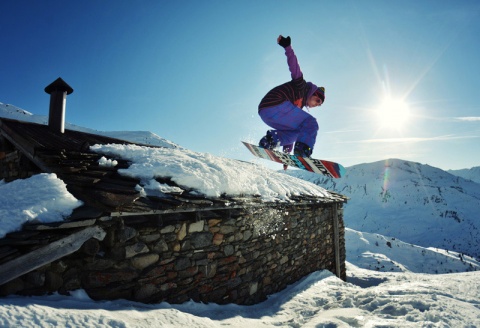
[{"left": 258, "top": 45, "right": 318, "bottom": 112}]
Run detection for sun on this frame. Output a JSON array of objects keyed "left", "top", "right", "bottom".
[{"left": 375, "top": 96, "right": 411, "bottom": 130}]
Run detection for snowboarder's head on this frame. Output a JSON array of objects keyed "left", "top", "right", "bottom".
[{"left": 306, "top": 83, "right": 325, "bottom": 108}]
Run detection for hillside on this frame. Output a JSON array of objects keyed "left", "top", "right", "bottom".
[
  {"left": 284, "top": 159, "right": 480, "bottom": 259},
  {"left": 346, "top": 228, "right": 479, "bottom": 273}
]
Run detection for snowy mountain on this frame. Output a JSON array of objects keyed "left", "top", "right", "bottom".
[
  {"left": 0, "top": 102, "right": 178, "bottom": 149},
  {"left": 449, "top": 166, "right": 480, "bottom": 184},
  {"left": 283, "top": 159, "right": 480, "bottom": 259}
]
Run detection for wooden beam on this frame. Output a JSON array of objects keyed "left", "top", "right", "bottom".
[
  {"left": 0, "top": 120, "right": 51, "bottom": 173},
  {"left": 0, "top": 226, "right": 106, "bottom": 286}
]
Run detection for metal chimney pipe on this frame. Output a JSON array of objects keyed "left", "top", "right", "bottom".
[{"left": 44, "top": 77, "right": 73, "bottom": 134}]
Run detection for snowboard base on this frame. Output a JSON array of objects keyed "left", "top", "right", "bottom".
[{"left": 242, "top": 141, "right": 345, "bottom": 178}]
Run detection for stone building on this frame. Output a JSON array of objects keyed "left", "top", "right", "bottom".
[{"left": 0, "top": 79, "right": 347, "bottom": 305}]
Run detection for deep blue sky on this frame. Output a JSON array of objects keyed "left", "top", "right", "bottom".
[{"left": 1, "top": 1, "right": 480, "bottom": 170}]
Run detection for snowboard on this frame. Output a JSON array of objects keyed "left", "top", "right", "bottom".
[{"left": 242, "top": 141, "right": 346, "bottom": 178}]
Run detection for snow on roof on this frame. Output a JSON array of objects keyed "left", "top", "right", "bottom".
[
  {"left": 90, "top": 143, "right": 334, "bottom": 202},
  {"left": 0, "top": 174, "right": 83, "bottom": 238}
]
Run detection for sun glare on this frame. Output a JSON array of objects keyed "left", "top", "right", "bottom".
[{"left": 376, "top": 97, "right": 411, "bottom": 130}]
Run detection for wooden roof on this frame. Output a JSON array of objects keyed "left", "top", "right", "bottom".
[{"left": 0, "top": 117, "right": 346, "bottom": 219}]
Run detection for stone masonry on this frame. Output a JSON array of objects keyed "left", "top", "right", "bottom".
[{"left": 0, "top": 202, "right": 345, "bottom": 305}]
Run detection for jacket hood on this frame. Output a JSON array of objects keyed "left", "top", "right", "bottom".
[{"left": 306, "top": 82, "right": 318, "bottom": 99}]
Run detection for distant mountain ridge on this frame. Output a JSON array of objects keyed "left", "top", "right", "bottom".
[
  {"left": 448, "top": 166, "right": 480, "bottom": 184},
  {"left": 283, "top": 158, "right": 480, "bottom": 259}
]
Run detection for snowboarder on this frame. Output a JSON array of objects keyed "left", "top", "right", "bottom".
[{"left": 258, "top": 35, "right": 325, "bottom": 158}]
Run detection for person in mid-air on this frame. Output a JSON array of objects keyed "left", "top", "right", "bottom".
[{"left": 258, "top": 35, "right": 325, "bottom": 158}]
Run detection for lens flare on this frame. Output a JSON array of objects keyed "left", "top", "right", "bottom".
[
  {"left": 382, "top": 159, "right": 391, "bottom": 201},
  {"left": 376, "top": 97, "right": 411, "bottom": 130}
]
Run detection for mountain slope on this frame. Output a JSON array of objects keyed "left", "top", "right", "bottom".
[
  {"left": 284, "top": 159, "right": 480, "bottom": 259},
  {"left": 346, "top": 228, "right": 479, "bottom": 273}
]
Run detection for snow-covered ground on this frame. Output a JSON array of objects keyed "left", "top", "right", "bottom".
[
  {"left": 1, "top": 263, "right": 479, "bottom": 327},
  {"left": 1, "top": 103, "right": 480, "bottom": 326}
]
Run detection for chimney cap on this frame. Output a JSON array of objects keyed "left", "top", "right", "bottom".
[{"left": 45, "top": 77, "right": 74, "bottom": 95}]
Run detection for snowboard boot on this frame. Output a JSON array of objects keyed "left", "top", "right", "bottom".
[
  {"left": 294, "top": 142, "right": 312, "bottom": 158},
  {"left": 259, "top": 131, "right": 278, "bottom": 150}
]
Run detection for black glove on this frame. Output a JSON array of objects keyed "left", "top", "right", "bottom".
[{"left": 278, "top": 36, "right": 291, "bottom": 48}]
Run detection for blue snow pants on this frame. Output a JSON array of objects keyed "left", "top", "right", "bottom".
[{"left": 259, "top": 101, "right": 318, "bottom": 149}]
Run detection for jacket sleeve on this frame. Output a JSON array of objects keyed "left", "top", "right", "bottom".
[
  {"left": 285, "top": 46, "right": 303, "bottom": 80},
  {"left": 285, "top": 46, "right": 307, "bottom": 95}
]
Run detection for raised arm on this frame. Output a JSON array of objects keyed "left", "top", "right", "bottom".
[{"left": 278, "top": 35, "right": 303, "bottom": 80}]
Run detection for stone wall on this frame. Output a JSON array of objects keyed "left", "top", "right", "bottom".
[{"left": 0, "top": 202, "right": 345, "bottom": 305}]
